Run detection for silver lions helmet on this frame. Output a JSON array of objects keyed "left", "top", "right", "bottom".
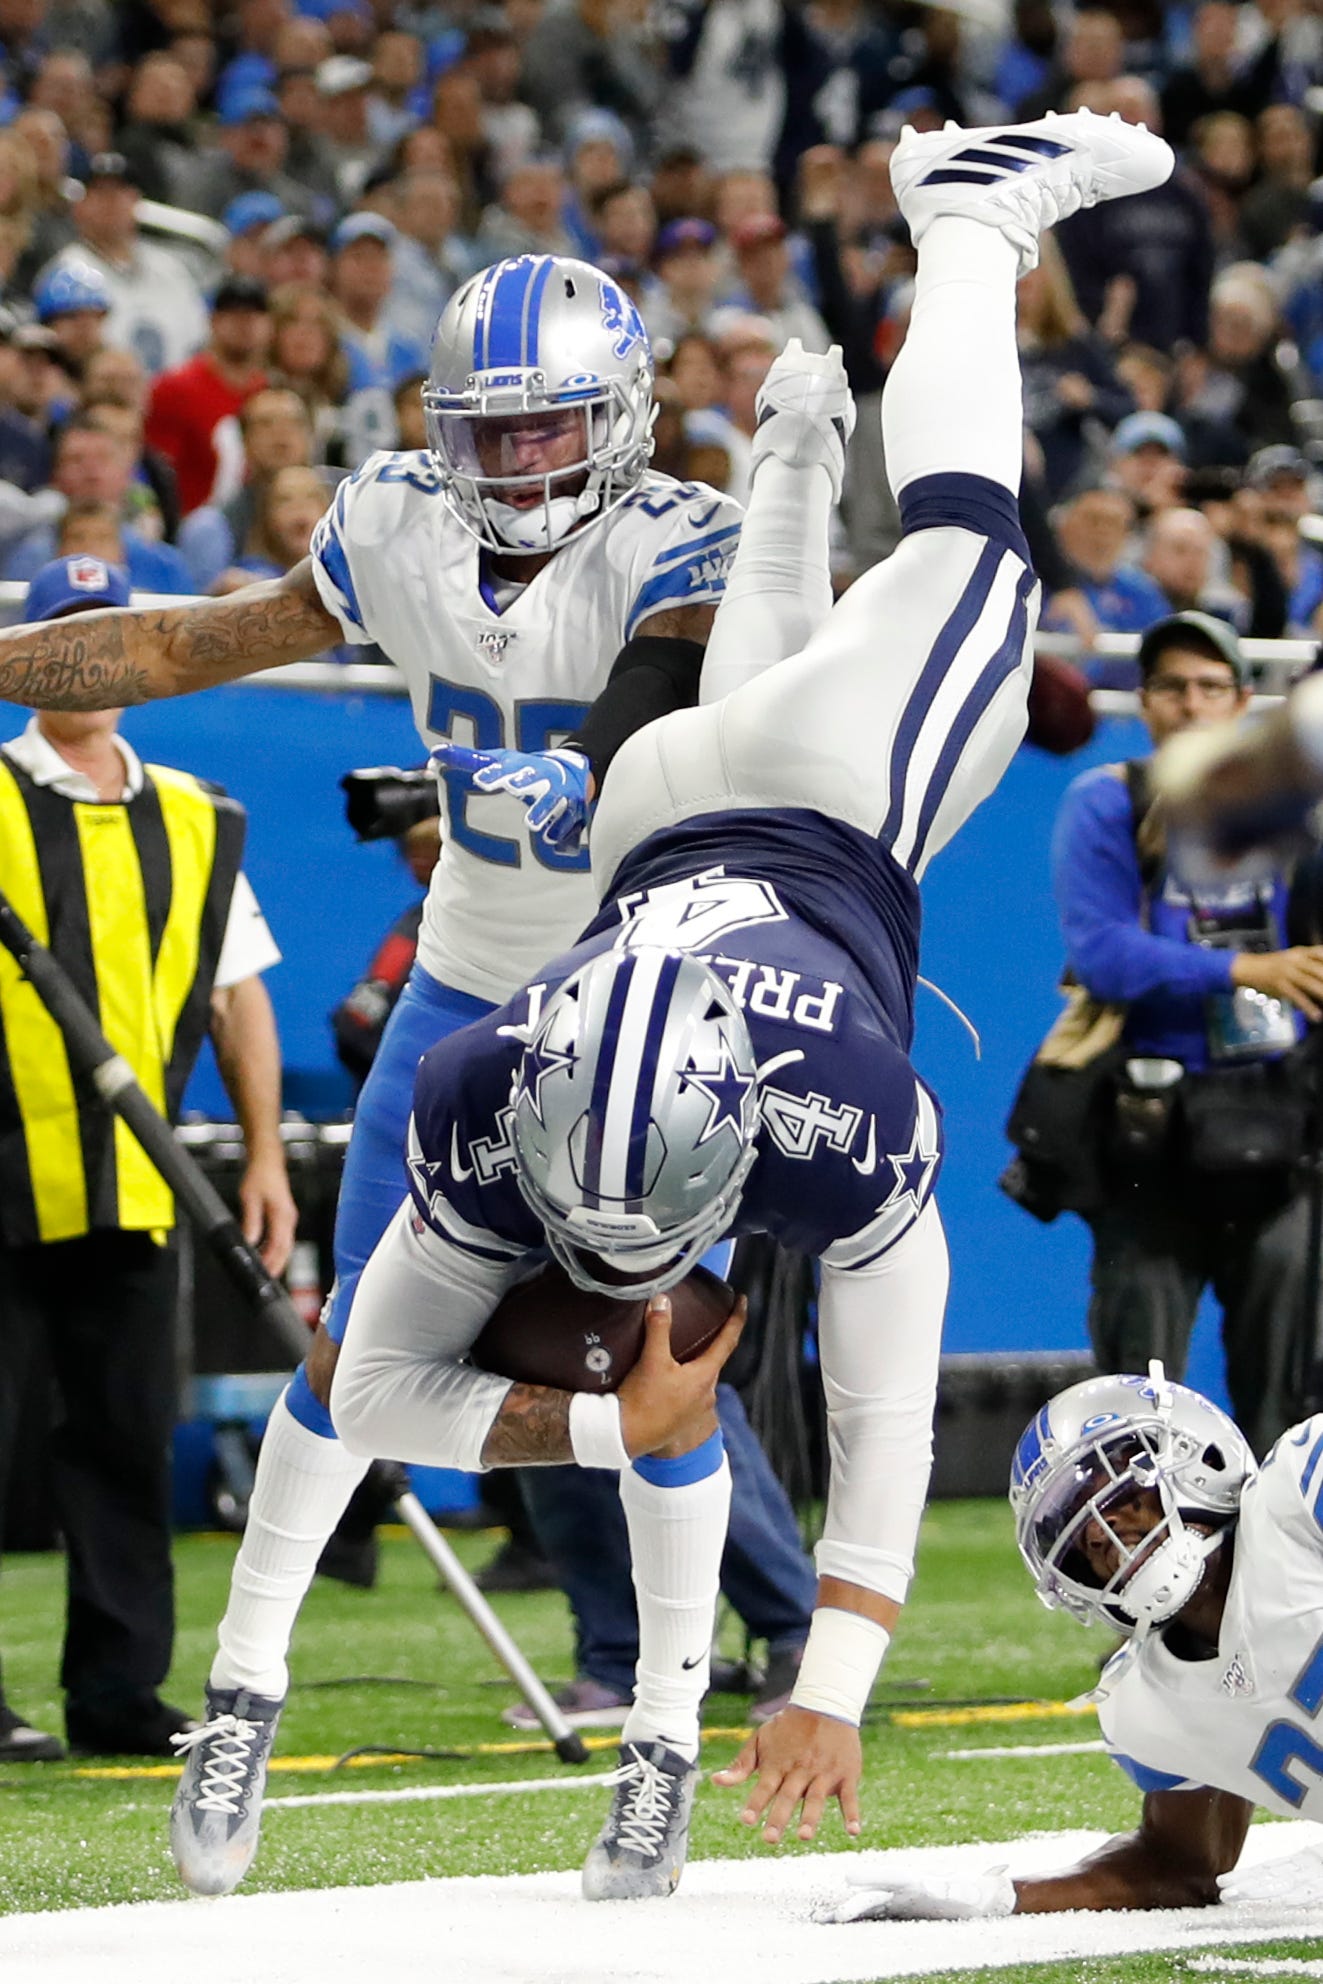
[
  {"left": 511, "top": 947, "right": 760, "bottom": 1298},
  {"left": 1010, "top": 1362, "right": 1255, "bottom": 1640},
  {"left": 423, "top": 253, "right": 655, "bottom": 554}
]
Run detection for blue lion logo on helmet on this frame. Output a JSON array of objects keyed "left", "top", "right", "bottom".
[{"left": 599, "top": 280, "right": 646, "bottom": 362}]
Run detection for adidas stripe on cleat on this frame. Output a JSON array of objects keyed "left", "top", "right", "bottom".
[{"left": 890, "top": 108, "right": 1175, "bottom": 275}]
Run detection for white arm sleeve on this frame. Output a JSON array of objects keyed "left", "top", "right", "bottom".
[
  {"left": 699, "top": 456, "right": 834, "bottom": 703},
  {"left": 330, "top": 1199, "right": 521, "bottom": 1472},
  {"left": 814, "top": 1198, "right": 949, "bottom": 1603}
]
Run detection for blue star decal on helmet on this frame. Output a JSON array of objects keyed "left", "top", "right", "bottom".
[
  {"left": 883, "top": 1124, "right": 939, "bottom": 1215},
  {"left": 677, "top": 1030, "right": 754, "bottom": 1146},
  {"left": 518, "top": 1025, "right": 578, "bottom": 1127}
]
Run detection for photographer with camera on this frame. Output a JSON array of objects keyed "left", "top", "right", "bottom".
[{"left": 1036, "top": 612, "right": 1323, "bottom": 1455}]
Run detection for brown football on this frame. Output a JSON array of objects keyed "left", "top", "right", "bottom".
[{"left": 470, "top": 1261, "right": 734, "bottom": 1394}]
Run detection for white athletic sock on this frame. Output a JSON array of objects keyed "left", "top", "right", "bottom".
[
  {"left": 699, "top": 457, "right": 835, "bottom": 703},
  {"left": 210, "top": 1389, "right": 369, "bottom": 1700},
  {"left": 618, "top": 1453, "right": 732, "bottom": 1764},
  {"left": 882, "top": 216, "right": 1023, "bottom": 499}
]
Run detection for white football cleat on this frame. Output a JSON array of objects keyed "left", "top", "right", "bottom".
[
  {"left": 582, "top": 1739, "right": 699, "bottom": 1901},
  {"left": 751, "top": 338, "right": 856, "bottom": 502},
  {"left": 890, "top": 108, "right": 1174, "bottom": 275},
  {"left": 169, "top": 1684, "right": 283, "bottom": 1897}
]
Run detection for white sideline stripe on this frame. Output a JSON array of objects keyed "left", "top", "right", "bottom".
[
  {"left": 1188, "top": 1964, "right": 1323, "bottom": 1978},
  {"left": 4, "top": 1824, "right": 1323, "bottom": 1984},
  {"left": 265, "top": 1769, "right": 619, "bottom": 1811},
  {"left": 943, "top": 1740, "right": 1109, "bottom": 1760}
]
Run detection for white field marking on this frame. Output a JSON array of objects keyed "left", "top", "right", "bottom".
[
  {"left": 943, "top": 1741, "right": 1109, "bottom": 1760},
  {"left": 1188, "top": 1963, "right": 1323, "bottom": 1978},
  {"left": 5, "top": 1823, "right": 1323, "bottom": 1984},
  {"left": 265, "top": 1769, "right": 620, "bottom": 1811}
]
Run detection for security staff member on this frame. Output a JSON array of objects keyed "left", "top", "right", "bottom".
[
  {"left": 1052, "top": 611, "right": 1323, "bottom": 1457},
  {"left": 0, "top": 556, "right": 296, "bottom": 1762}
]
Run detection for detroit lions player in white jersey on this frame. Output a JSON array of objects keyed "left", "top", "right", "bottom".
[
  {"left": 826, "top": 1364, "right": 1323, "bottom": 1923},
  {"left": 326, "top": 110, "right": 1176, "bottom": 1903}
]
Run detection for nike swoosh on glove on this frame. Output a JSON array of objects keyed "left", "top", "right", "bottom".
[
  {"left": 429, "top": 745, "right": 591, "bottom": 852},
  {"left": 818, "top": 1866, "right": 1018, "bottom": 1923},
  {"left": 1218, "top": 1843, "right": 1323, "bottom": 1906}
]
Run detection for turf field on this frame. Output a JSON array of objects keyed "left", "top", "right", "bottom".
[{"left": 1, "top": 1497, "right": 1320, "bottom": 1982}]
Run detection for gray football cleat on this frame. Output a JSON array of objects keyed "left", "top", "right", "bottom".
[
  {"left": 169, "top": 1685, "right": 283, "bottom": 1896},
  {"left": 582, "top": 1739, "right": 699, "bottom": 1901},
  {"left": 890, "top": 107, "right": 1174, "bottom": 275}
]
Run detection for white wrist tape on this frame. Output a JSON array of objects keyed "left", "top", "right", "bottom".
[
  {"left": 568, "top": 1391, "right": 630, "bottom": 1472},
  {"left": 789, "top": 1607, "right": 891, "bottom": 1725}
]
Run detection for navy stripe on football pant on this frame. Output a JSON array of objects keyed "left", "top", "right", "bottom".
[
  {"left": 878, "top": 538, "right": 1004, "bottom": 849},
  {"left": 907, "top": 563, "right": 1037, "bottom": 871}
]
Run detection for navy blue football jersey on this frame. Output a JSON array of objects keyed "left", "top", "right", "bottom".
[{"left": 407, "top": 808, "right": 942, "bottom": 1271}]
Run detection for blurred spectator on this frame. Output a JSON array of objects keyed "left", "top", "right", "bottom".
[
  {"left": 83, "top": 397, "right": 178, "bottom": 545},
  {"left": 1159, "top": 0, "right": 1280, "bottom": 151},
  {"left": 315, "top": 54, "right": 379, "bottom": 205},
  {"left": 274, "top": 64, "right": 341, "bottom": 215},
  {"left": 215, "top": 461, "right": 330, "bottom": 585},
  {"left": 658, "top": 0, "right": 785, "bottom": 174},
  {"left": 642, "top": 216, "right": 720, "bottom": 347},
  {"left": 145, "top": 276, "right": 272, "bottom": 517},
  {"left": 1177, "top": 260, "right": 1301, "bottom": 454},
  {"left": 590, "top": 178, "right": 655, "bottom": 272},
  {"left": 1018, "top": 232, "right": 1133, "bottom": 500},
  {"left": 1050, "top": 482, "right": 1170, "bottom": 642},
  {"left": 649, "top": 142, "right": 715, "bottom": 227},
  {"left": 263, "top": 213, "right": 331, "bottom": 291},
  {"left": 1017, "top": 7, "right": 1125, "bottom": 119},
  {"left": 1141, "top": 504, "right": 1239, "bottom": 622},
  {"left": 1240, "top": 104, "right": 1317, "bottom": 261},
  {"left": 29, "top": 50, "right": 107, "bottom": 160},
  {"left": 723, "top": 213, "right": 829, "bottom": 352},
  {"left": 713, "top": 316, "right": 778, "bottom": 501},
  {"left": 0, "top": 311, "right": 52, "bottom": 491},
  {"left": 1109, "top": 409, "right": 1187, "bottom": 520},
  {"left": 9, "top": 109, "right": 78, "bottom": 287},
  {"left": 393, "top": 370, "right": 426, "bottom": 452},
  {"left": 1057, "top": 80, "right": 1215, "bottom": 354},
  {"left": 194, "top": 85, "right": 322, "bottom": 224},
  {"left": 117, "top": 52, "right": 208, "bottom": 210},
  {"left": 10, "top": 323, "right": 70, "bottom": 444},
  {"left": 178, "top": 383, "right": 314, "bottom": 589},
  {"left": 1187, "top": 110, "right": 1256, "bottom": 260},
  {"left": 222, "top": 192, "right": 286, "bottom": 281},
  {"left": 561, "top": 107, "right": 633, "bottom": 259},
  {"left": 56, "top": 497, "right": 132, "bottom": 564},
  {"left": 1244, "top": 442, "right": 1323, "bottom": 631},
  {"left": 385, "top": 169, "right": 469, "bottom": 354},
  {"left": 40, "top": 153, "right": 208, "bottom": 375},
  {"left": 367, "top": 29, "right": 423, "bottom": 150},
  {"left": 476, "top": 154, "right": 572, "bottom": 260},
  {"left": 328, "top": 212, "right": 429, "bottom": 466},
  {"left": 466, "top": 9, "right": 539, "bottom": 182},
  {"left": 773, "top": 0, "right": 895, "bottom": 190},
  {"left": 428, "top": 64, "right": 500, "bottom": 234},
  {"left": 520, "top": 0, "right": 660, "bottom": 153},
  {"left": 1181, "top": 462, "right": 1288, "bottom": 638},
  {"left": 32, "top": 257, "right": 110, "bottom": 380},
  {"left": 267, "top": 283, "right": 349, "bottom": 456},
  {"left": 651, "top": 371, "right": 730, "bottom": 490},
  {"left": 2, "top": 413, "right": 193, "bottom": 589}
]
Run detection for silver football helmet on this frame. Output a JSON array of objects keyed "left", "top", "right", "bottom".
[
  {"left": 511, "top": 947, "right": 760, "bottom": 1298},
  {"left": 1010, "top": 1362, "right": 1254, "bottom": 1640},
  {"left": 423, "top": 254, "right": 655, "bottom": 554}
]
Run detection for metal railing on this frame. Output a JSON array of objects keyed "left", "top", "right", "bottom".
[{"left": 0, "top": 583, "right": 1312, "bottom": 708}]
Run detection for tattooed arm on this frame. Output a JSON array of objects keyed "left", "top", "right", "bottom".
[{"left": 0, "top": 560, "right": 341, "bottom": 711}]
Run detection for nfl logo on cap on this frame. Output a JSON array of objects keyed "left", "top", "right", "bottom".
[{"left": 69, "top": 558, "right": 111, "bottom": 592}]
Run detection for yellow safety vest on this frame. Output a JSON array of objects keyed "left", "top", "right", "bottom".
[{"left": 0, "top": 755, "right": 246, "bottom": 1245}]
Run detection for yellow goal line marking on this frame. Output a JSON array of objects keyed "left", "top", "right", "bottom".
[
  {"left": 73, "top": 1726, "right": 758, "bottom": 1782},
  {"left": 891, "top": 1700, "right": 1097, "bottom": 1729}
]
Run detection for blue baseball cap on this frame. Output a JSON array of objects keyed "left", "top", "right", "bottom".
[
  {"left": 218, "top": 85, "right": 282, "bottom": 126},
  {"left": 25, "top": 556, "right": 132, "bottom": 622},
  {"left": 329, "top": 211, "right": 396, "bottom": 252},
  {"left": 33, "top": 260, "right": 112, "bottom": 322},
  {"left": 222, "top": 191, "right": 285, "bottom": 237},
  {"left": 1111, "top": 411, "right": 1188, "bottom": 460}
]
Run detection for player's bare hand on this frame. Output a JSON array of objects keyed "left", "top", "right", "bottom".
[
  {"left": 241, "top": 1153, "right": 298, "bottom": 1277},
  {"left": 1232, "top": 944, "right": 1323, "bottom": 1021},
  {"left": 712, "top": 1705, "right": 862, "bottom": 1844},
  {"left": 798, "top": 145, "right": 847, "bottom": 219},
  {"left": 617, "top": 1291, "right": 746, "bottom": 1459}
]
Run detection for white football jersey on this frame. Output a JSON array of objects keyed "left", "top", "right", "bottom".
[
  {"left": 1097, "top": 1416, "right": 1323, "bottom": 1817},
  {"left": 310, "top": 451, "right": 742, "bottom": 1002}
]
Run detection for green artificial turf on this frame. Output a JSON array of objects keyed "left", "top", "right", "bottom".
[{"left": 2, "top": 1498, "right": 1318, "bottom": 1984}]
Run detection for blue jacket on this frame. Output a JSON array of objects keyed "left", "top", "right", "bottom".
[{"left": 1052, "top": 762, "right": 1299, "bottom": 1071}]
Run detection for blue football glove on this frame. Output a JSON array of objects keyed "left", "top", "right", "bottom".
[{"left": 430, "top": 743, "right": 592, "bottom": 852}]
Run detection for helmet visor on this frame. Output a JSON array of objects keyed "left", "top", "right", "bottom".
[{"left": 428, "top": 404, "right": 595, "bottom": 492}]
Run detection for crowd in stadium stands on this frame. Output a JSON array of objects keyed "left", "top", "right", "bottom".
[{"left": 0, "top": 0, "right": 1318, "bottom": 679}]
